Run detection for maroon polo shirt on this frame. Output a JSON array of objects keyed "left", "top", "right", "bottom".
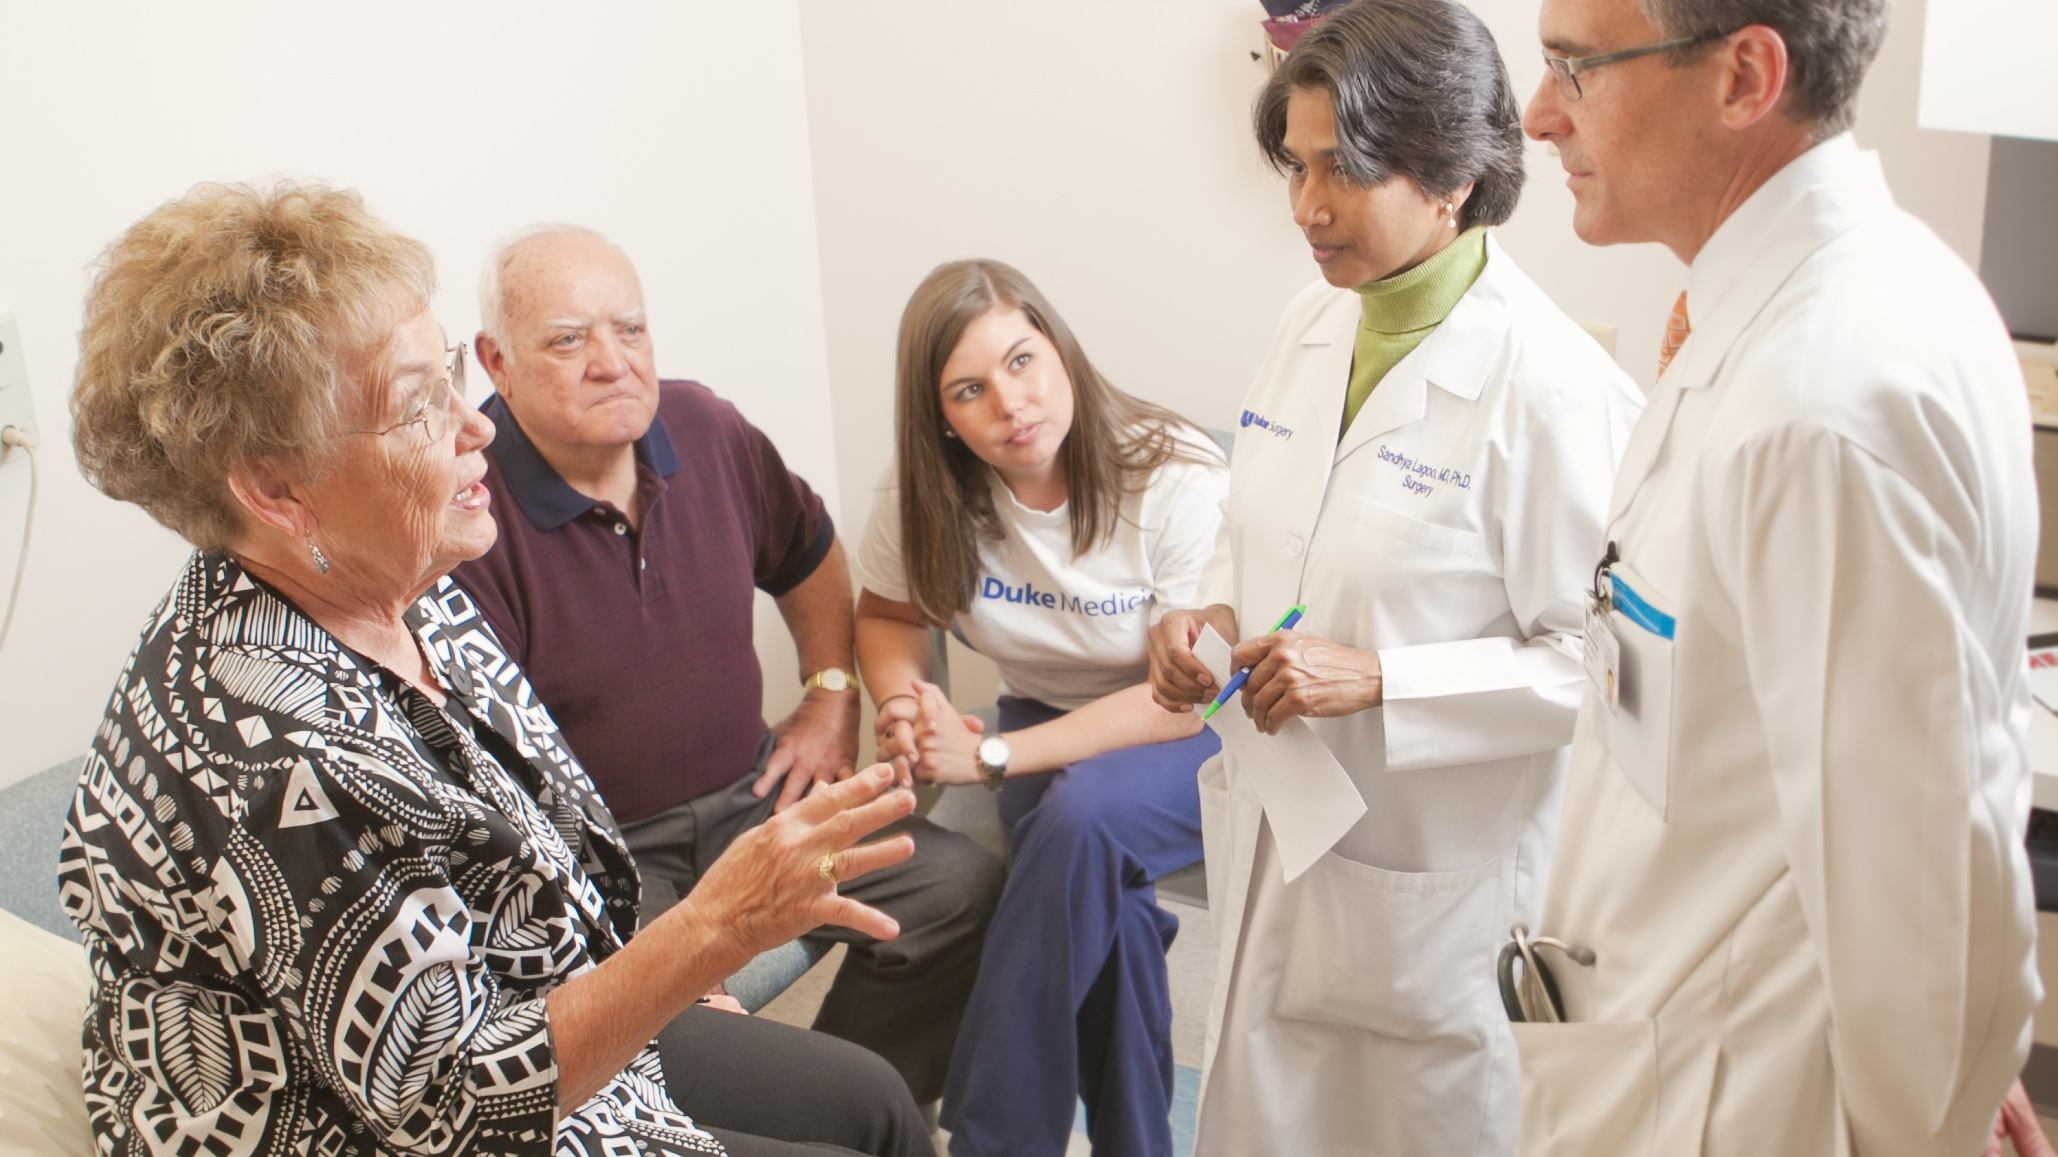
[{"left": 454, "top": 380, "right": 833, "bottom": 823}]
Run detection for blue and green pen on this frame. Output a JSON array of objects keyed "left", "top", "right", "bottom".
[{"left": 1200, "top": 603, "right": 1308, "bottom": 720}]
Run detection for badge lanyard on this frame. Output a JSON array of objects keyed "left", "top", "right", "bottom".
[
  {"left": 1590, "top": 541, "right": 1621, "bottom": 615},
  {"left": 1585, "top": 541, "right": 1623, "bottom": 708}
]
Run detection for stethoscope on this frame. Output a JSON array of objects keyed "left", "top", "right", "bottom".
[
  {"left": 1497, "top": 924, "right": 1596, "bottom": 1024},
  {"left": 1495, "top": 542, "right": 1617, "bottom": 1024}
]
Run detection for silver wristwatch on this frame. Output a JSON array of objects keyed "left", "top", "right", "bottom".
[{"left": 976, "top": 734, "right": 1011, "bottom": 792}]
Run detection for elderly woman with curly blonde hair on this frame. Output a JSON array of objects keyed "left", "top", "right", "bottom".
[{"left": 61, "top": 182, "right": 931, "bottom": 1157}]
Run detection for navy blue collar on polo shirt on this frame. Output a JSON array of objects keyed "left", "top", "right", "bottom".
[
  {"left": 479, "top": 392, "right": 682, "bottom": 532},
  {"left": 456, "top": 379, "right": 835, "bottom": 823}
]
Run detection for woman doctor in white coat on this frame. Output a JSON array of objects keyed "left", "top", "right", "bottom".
[{"left": 1148, "top": 2, "right": 1642, "bottom": 1153}]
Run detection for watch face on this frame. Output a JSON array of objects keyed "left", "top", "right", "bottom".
[
  {"left": 818, "top": 668, "right": 850, "bottom": 692},
  {"left": 977, "top": 735, "right": 1010, "bottom": 770}
]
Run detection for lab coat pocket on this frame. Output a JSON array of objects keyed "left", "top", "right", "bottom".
[
  {"left": 1273, "top": 850, "right": 1503, "bottom": 1047},
  {"left": 1353, "top": 497, "right": 1481, "bottom": 557},
  {"left": 1510, "top": 1018, "right": 1657, "bottom": 1157},
  {"left": 1603, "top": 566, "right": 1675, "bottom": 817}
]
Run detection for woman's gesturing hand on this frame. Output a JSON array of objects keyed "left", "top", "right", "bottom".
[
  {"left": 1148, "top": 604, "right": 1239, "bottom": 711},
  {"left": 1230, "top": 630, "right": 1383, "bottom": 734},
  {"left": 677, "top": 764, "right": 917, "bottom": 966}
]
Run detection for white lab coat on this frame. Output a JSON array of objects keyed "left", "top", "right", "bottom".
[
  {"left": 1514, "top": 136, "right": 2040, "bottom": 1157},
  {"left": 1192, "top": 235, "right": 1642, "bottom": 1157}
]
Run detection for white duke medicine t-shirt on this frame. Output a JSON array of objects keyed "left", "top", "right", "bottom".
[{"left": 854, "top": 429, "right": 1229, "bottom": 711}]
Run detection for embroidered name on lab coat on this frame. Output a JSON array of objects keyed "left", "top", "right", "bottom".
[{"left": 1378, "top": 444, "right": 1473, "bottom": 497}]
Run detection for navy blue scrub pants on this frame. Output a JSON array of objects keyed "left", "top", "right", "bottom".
[{"left": 941, "top": 696, "right": 1221, "bottom": 1157}]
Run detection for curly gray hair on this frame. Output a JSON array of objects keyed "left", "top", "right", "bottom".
[
  {"left": 72, "top": 182, "right": 435, "bottom": 550},
  {"left": 1640, "top": 0, "right": 1889, "bottom": 137}
]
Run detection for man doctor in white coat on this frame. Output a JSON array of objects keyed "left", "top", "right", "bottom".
[{"left": 1515, "top": 0, "right": 2040, "bottom": 1154}]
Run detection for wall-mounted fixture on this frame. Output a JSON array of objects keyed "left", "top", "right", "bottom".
[{"left": 1258, "top": 0, "right": 1351, "bottom": 70}]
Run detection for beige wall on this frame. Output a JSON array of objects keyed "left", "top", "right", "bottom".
[
  {"left": 798, "top": 0, "right": 1992, "bottom": 578},
  {"left": 0, "top": 0, "right": 837, "bottom": 788},
  {"left": 798, "top": 0, "right": 1314, "bottom": 546}
]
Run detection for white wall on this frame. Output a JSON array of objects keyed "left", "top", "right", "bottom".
[
  {"left": 798, "top": 0, "right": 1312, "bottom": 547},
  {"left": 797, "top": 0, "right": 1991, "bottom": 565},
  {"left": 0, "top": 1, "right": 837, "bottom": 788},
  {"left": 1920, "top": 0, "right": 2058, "bottom": 143}
]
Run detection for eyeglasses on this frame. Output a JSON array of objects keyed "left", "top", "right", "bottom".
[
  {"left": 344, "top": 344, "right": 469, "bottom": 444},
  {"left": 1540, "top": 28, "right": 1730, "bottom": 101}
]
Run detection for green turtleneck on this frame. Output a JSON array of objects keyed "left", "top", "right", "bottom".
[{"left": 1341, "top": 225, "right": 1489, "bottom": 436}]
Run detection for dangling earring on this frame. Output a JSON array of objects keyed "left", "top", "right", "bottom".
[
  {"left": 307, "top": 537, "right": 331, "bottom": 575},
  {"left": 1445, "top": 204, "right": 1458, "bottom": 228}
]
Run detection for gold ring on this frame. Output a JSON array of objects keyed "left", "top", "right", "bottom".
[{"left": 818, "top": 854, "right": 838, "bottom": 883}]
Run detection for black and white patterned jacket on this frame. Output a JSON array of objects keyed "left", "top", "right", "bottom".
[{"left": 59, "top": 552, "right": 725, "bottom": 1156}]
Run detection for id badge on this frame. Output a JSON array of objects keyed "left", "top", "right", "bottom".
[
  {"left": 1602, "top": 566, "right": 1675, "bottom": 818},
  {"left": 1584, "top": 596, "right": 1620, "bottom": 707}
]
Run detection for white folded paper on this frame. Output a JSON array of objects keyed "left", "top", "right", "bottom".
[{"left": 1196, "top": 626, "right": 1367, "bottom": 881}]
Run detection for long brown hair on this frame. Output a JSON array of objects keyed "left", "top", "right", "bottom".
[{"left": 894, "top": 259, "right": 1212, "bottom": 626}]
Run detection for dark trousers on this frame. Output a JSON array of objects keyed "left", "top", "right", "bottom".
[
  {"left": 656, "top": 1004, "right": 931, "bottom": 1157},
  {"left": 941, "top": 697, "right": 1219, "bottom": 1157},
  {"left": 623, "top": 735, "right": 1006, "bottom": 1103}
]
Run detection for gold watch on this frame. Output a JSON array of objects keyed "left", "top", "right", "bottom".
[{"left": 803, "top": 667, "right": 861, "bottom": 694}]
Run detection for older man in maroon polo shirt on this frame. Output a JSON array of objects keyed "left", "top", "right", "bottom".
[{"left": 453, "top": 225, "right": 1003, "bottom": 1108}]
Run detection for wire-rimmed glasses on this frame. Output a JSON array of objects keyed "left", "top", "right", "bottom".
[
  {"left": 343, "top": 343, "right": 469, "bottom": 443},
  {"left": 1541, "top": 29, "right": 1731, "bottom": 101}
]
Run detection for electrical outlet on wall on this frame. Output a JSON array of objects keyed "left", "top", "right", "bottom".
[{"left": 0, "top": 313, "right": 36, "bottom": 466}]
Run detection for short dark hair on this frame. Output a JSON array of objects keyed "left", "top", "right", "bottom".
[
  {"left": 1640, "top": 0, "right": 1888, "bottom": 138},
  {"left": 1255, "top": 0, "right": 1525, "bottom": 229}
]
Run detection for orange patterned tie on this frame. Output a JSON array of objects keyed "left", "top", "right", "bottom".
[{"left": 1657, "top": 291, "right": 1690, "bottom": 377}]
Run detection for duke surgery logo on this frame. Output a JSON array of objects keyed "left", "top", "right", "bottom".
[{"left": 1241, "top": 410, "right": 1294, "bottom": 441}]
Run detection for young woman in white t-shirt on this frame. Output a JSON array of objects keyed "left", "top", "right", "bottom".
[{"left": 853, "top": 259, "right": 1228, "bottom": 1157}]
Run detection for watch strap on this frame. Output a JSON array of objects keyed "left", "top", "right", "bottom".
[{"left": 803, "top": 667, "right": 861, "bottom": 693}]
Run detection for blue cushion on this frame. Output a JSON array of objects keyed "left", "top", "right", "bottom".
[
  {"left": 724, "top": 937, "right": 832, "bottom": 1012},
  {"left": 0, "top": 757, "right": 83, "bottom": 942}
]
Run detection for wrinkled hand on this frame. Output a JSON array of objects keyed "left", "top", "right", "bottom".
[
  {"left": 683, "top": 764, "right": 916, "bottom": 966},
  {"left": 756, "top": 686, "right": 861, "bottom": 812},
  {"left": 1148, "top": 604, "right": 1239, "bottom": 711},
  {"left": 873, "top": 694, "right": 922, "bottom": 787},
  {"left": 1984, "top": 1079, "right": 2056, "bottom": 1157},
  {"left": 907, "top": 679, "right": 985, "bottom": 786},
  {"left": 1232, "top": 630, "right": 1382, "bottom": 734}
]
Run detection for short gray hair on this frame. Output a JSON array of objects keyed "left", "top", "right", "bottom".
[
  {"left": 476, "top": 223, "right": 627, "bottom": 359},
  {"left": 1254, "top": 0, "right": 1525, "bottom": 230},
  {"left": 1640, "top": 0, "right": 1889, "bottom": 137}
]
